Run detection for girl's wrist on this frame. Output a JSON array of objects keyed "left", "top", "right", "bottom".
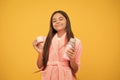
[{"left": 70, "top": 58, "right": 75, "bottom": 63}]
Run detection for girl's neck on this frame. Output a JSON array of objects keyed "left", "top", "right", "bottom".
[{"left": 57, "top": 30, "right": 66, "bottom": 38}]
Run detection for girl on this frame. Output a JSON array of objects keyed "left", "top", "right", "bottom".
[{"left": 33, "top": 10, "right": 82, "bottom": 80}]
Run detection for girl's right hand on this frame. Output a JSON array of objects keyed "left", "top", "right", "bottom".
[{"left": 32, "top": 40, "right": 43, "bottom": 54}]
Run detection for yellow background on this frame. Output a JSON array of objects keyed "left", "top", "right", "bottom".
[{"left": 0, "top": 0, "right": 120, "bottom": 80}]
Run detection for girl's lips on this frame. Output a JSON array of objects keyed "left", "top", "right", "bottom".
[{"left": 55, "top": 24, "right": 63, "bottom": 27}]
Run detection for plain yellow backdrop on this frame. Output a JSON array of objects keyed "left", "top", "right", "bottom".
[{"left": 0, "top": 0, "right": 120, "bottom": 80}]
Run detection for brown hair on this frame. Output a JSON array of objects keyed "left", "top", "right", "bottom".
[{"left": 42, "top": 10, "right": 76, "bottom": 78}]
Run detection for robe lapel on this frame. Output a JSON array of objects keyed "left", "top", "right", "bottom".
[{"left": 51, "top": 32, "right": 67, "bottom": 54}]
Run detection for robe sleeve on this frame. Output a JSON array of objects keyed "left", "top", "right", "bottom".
[{"left": 75, "top": 38, "right": 82, "bottom": 71}]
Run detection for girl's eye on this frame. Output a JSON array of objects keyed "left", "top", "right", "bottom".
[
  {"left": 59, "top": 17, "right": 63, "bottom": 21},
  {"left": 52, "top": 20, "right": 56, "bottom": 23}
]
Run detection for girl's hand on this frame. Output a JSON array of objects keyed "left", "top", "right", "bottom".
[
  {"left": 32, "top": 40, "right": 43, "bottom": 54},
  {"left": 66, "top": 47, "right": 76, "bottom": 60}
]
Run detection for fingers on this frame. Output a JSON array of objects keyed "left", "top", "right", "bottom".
[
  {"left": 32, "top": 40, "right": 42, "bottom": 49},
  {"left": 68, "top": 47, "right": 75, "bottom": 53},
  {"left": 66, "top": 48, "right": 76, "bottom": 59},
  {"left": 32, "top": 40, "right": 37, "bottom": 46},
  {"left": 38, "top": 42, "right": 44, "bottom": 49},
  {"left": 32, "top": 40, "right": 43, "bottom": 47},
  {"left": 32, "top": 40, "right": 44, "bottom": 53}
]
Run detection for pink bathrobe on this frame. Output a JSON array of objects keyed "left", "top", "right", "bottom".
[{"left": 39, "top": 33, "right": 82, "bottom": 80}]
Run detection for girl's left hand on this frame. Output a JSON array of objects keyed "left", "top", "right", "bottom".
[{"left": 66, "top": 47, "right": 76, "bottom": 60}]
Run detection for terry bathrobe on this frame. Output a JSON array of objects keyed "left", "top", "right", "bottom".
[{"left": 39, "top": 33, "right": 82, "bottom": 80}]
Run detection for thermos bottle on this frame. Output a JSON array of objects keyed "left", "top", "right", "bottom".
[
  {"left": 63, "top": 38, "right": 76, "bottom": 60},
  {"left": 36, "top": 36, "right": 44, "bottom": 43}
]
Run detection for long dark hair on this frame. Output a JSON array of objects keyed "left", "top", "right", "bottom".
[{"left": 42, "top": 10, "right": 76, "bottom": 78}]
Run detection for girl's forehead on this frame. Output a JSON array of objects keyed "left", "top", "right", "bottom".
[{"left": 52, "top": 13, "right": 64, "bottom": 19}]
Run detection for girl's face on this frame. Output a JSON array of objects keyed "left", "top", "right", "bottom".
[{"left": 52, "top": 13, "right": 67, "bottom": 32}]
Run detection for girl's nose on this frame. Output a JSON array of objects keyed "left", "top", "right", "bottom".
[{"left": 55, "top": 20, "right": 60, "bottom": 24}]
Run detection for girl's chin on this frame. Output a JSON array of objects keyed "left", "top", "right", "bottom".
[
  {"left": 56, "top": 29, "right": 65, "bottom": 32},
  {"left": 55, "top": 28, "right": 62, "bottom": 31}
]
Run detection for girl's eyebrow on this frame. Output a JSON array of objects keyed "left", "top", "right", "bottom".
[
  {"left": 59, "top": 16, "right": 63, "bottom": 19},
  {"left": 52, "top": 16, "right": 64, "bottom": 20}
]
